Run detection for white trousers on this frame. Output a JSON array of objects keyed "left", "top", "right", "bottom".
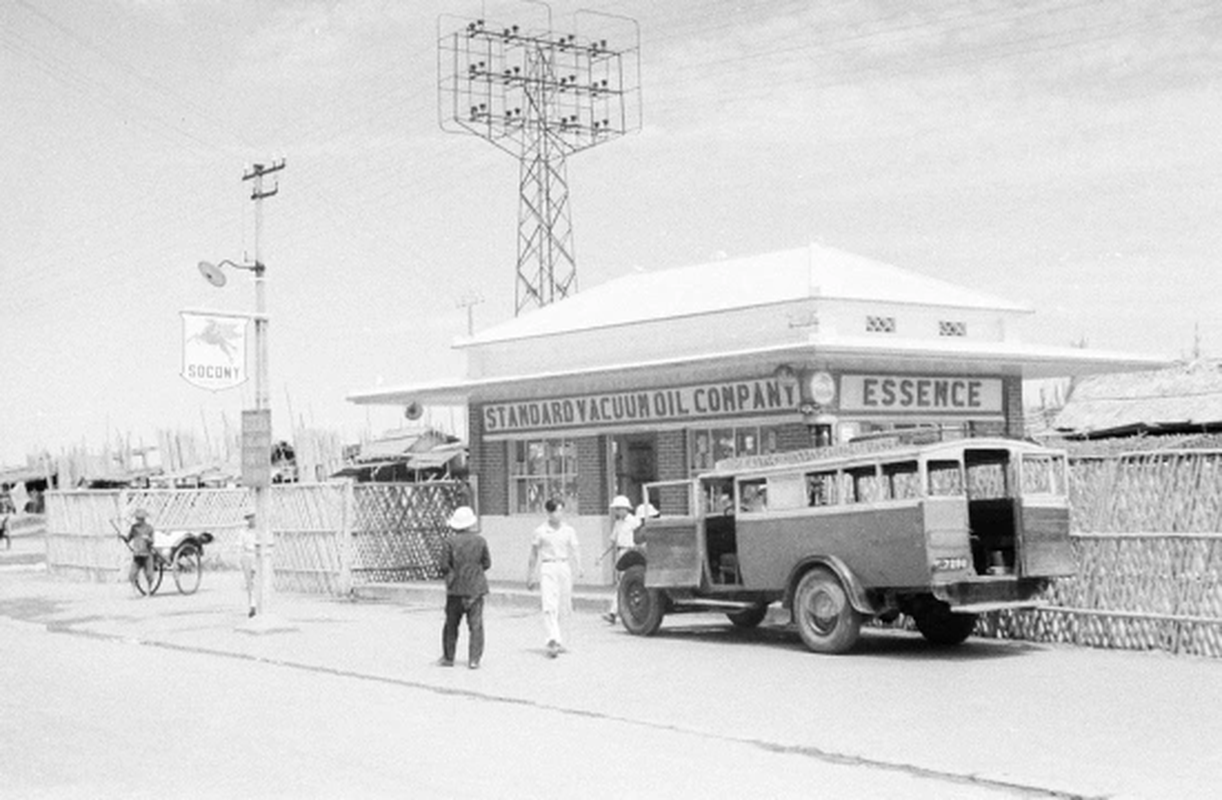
[{"left": 539, "top": 560, "right": 572, "bottom": 645}]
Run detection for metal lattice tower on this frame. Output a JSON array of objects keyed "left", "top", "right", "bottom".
[{"left": 438, "top": 8, "right": 641, "bottom": 315}]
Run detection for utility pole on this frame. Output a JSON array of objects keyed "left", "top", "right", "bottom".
[
  {"left": 456, "top": 290, "right": 485, "bottom": 336},
  {"left": 242, "top": 159, "right": 284, "bottom": 620}
]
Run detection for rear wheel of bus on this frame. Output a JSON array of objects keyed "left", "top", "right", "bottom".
[
  {"left": 793, "top": 566, "right": 862, "bottom": 654},
  {"left": 619, "top": 564, "right": 665, "bottom": 636},
  {"left": 912, "top": 599, "right": 978, "bottom": 646}
]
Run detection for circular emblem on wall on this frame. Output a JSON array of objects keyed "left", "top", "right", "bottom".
[{"left": 808, "top": 371, "right": 836, "bottom": 405}]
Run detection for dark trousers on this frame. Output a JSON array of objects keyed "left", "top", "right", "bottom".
[{"left": 442, "top": 594, "right": 485, "bottom": 663}]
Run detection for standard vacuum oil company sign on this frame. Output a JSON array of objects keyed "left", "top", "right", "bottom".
[
  {"left": 180, "top": 311, "right": 248, "bottom": 391},
  {"left": 481, "top": 378, "right": 800, "bottom": 435}
]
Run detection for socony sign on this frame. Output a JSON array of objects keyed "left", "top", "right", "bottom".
[{"left": 181, "top": 311, "right": 248, "bottom": 391}]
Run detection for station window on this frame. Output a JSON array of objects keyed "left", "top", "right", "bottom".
[
  {"left": 689, "top": 425, "right": 782, "bottom": 474},
  {"left": 510, "top": 439, "right": 578, "bottom": 514}
]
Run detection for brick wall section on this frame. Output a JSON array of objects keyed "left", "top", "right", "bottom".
[
  {"left": 575, "top": 436, "right": 606, "bottom": 516},
  {"left": 1003, "top": 377, "right": 1024, "bottom": 439},
  {"left": 656, "top": 429, "right": 687, "bottom": 480},
  {"left": 468, "top": 404, "right": 509, "bottom": 516},
  {"left": 655, "top": 429, "right": 690, "bottom": 515}
]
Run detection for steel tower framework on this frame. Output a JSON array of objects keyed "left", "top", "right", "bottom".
[{"left": 439, "top": 9, "right": 640, "bottom": 315}]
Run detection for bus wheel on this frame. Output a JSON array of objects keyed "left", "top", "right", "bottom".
[
  {"left": 793, "top": 567, "right": 862, "bottom": 654},
  {"left": 913, "top": 602, "right": 977, "bottom": 646},
  {"left": 619, "top": 565, "right": 665, "bottom": 636},
  {"left": 726, "top": 602, "right": 769, "bottom": 628}
]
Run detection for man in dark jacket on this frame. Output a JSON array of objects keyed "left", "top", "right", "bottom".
[{"left": 439, "top": 506, "right": 491, "bottom": 669}]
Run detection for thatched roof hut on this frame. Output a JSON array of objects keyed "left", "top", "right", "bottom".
[{"left": 1053, "top": 360, "right": 1222, "bottom": 438}]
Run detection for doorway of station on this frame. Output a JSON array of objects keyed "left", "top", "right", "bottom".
[{"left": 611, "top": 433, "right": 657, "bottom": 511}]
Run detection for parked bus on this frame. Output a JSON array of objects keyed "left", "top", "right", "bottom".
[{"left": 618, "top": 435, "right": 1073, "bottom": 654}]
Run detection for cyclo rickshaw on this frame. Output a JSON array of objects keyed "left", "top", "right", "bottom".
[{"left": 115, "top": 519, "right": 214, "bottom": 596}]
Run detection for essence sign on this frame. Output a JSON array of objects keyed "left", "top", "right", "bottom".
[
  {"left": 839, "top": 374, "right": 1003, "bottom": 415},
  {"left": 180, "top": 311, "right": 248, "bottom": 392}
]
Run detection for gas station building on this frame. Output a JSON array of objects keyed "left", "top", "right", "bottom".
[{"left": 348, "top": 244, "right": 1166, "bottom": 584}]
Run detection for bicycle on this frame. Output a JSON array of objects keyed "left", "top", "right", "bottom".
[{"left": 116, "top": 524, "right": 214, "bottom": 596}]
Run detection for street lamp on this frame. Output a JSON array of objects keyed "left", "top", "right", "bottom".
[{"left": 197, "top": 257, "right": 277, "bottom": 625}]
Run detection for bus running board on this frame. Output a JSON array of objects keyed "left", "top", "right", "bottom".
[
  {"left": 672, "top": 598, "right": 764, "bottom": 611},
  {"left": 951, "top": 599, "right": 1047, "bottom": 614}
]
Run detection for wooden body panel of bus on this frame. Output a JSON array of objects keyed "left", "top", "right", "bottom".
[{"left": 735, "top": 501, "right": 934, "bottom": 591}]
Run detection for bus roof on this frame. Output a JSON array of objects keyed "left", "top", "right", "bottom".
[{"left": 704, "top": 436, "right": 1065, "bottom": 479}]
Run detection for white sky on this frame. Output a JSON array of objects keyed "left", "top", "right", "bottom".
[{"left": 2, "top": 0, "right": 1220, "bottom": 466}]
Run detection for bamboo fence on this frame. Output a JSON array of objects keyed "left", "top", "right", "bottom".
[
  {"left": 44, "top": 480, "right": 473, "bottom": 595},
  {"left": 975, "top": 449, "right": 1222, "bottom": 657},
  {"left": 39, "top": 449, "right": 1222, "bottom": 657}
]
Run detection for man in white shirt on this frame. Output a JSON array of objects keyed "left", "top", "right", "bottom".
[
  {"left": 526, "top": 498, "right": 583, "bottom": 658},
  {"left": 602, "top": 495, "right": 640, "bottom": 624}
]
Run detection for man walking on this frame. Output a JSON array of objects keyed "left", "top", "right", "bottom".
[
  {"left": 439, "top": 506, "right": 491, "bottom": 669},
  {"left": 602, "top": 495, "right": 640, "bottom": 624}
]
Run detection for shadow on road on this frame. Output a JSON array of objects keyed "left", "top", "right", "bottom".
[
  {"left": 0, "top": 596, "right": 66, "bottom": 623},
  {"left": 645, "top": 620, "right": 1039, "bottom": 661}
]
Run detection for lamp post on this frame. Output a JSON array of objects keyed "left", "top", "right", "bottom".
[
  {"left": 196, "top": 160, "right": 289, "bottom": 631},
  {"left": 197, "top": 257, "right": 274, "bottom": 618}
]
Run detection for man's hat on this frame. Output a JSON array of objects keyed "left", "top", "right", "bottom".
[
  {"left": 133, "top": 508, "right": 148, "bottom": 519},
  {"left": 609, "top": 495, "right": 633, "bottom": 511},
  {"left": 636, "top": 502, "right": 660, "bottom": 519},
  {"left": 448, "top": 506, "right": 478, "bottom": 531}
]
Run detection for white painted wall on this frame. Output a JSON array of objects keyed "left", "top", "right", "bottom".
[{"left": 477, "top": 514, "right": 615, "bottom": 587}]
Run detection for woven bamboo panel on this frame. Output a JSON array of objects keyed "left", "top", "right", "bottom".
[
  {"left": 43, "top": 490, "right": 128, "bottom": 579},
  {"left": 44, "top": 482, "right": 472, "bottom": 590},
  {"left": 269, "top": 483, "right": 350, "bottom": 595},
  {"left": 121, "top": 488, "right": 250, "bottom": 530},
  {"left": 350, "top": 482, "right": 469, "bottom": 582},
  {"left": 977, "top": 533, "right": 1222, "bottom": 657},
  {"left": 1070, "top": 451, "right": 1222, "bottom": 533},
  {"left": 44, "top": 489, "right": 253, "bottom": 580}
]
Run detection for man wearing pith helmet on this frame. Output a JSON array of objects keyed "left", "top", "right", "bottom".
[
  {"left": 124, "top": 508, "right": 157, "bottom": 595},
  {"left": 438, "top": 506, "right": 491, "bottom": 669},
  {"left": 602, "top": 494, "right": 642, "bottom": 624}
]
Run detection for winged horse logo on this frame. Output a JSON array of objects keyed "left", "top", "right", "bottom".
[{"left": 187, "top": 318, "right": 243, "bottom": 363}]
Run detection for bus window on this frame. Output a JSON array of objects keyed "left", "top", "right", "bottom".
[
  {"left": 739, "top": 478, "right": 767, "bottom": 512},
  {"left": 765, "top": 474, "right": 806, "bottom": 510},
  {"left": 927, "top": 459, "right": 965, "bottom": 496},
  {"left": 883, "top": 460, "right": 920, "bottom": 500},
  {"left": 704, "top": 478, "right": 734, "bottom": 515},
  {"left": 806, "top": 471, "right": 837, "bottom": 506},
  {"left": 845, "top": 465, "right": 882, "bottom": 504},
  {"left": 1021, "top": 454, "right": 1063, "bottom": 495},
  {"left": 965, "top": 450, "right": 1013, "bottom": 499}
]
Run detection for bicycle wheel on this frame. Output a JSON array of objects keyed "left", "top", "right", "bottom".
[
  {"left": 132, "top": 556, "right": 163, "bottom": 596},
  {"left": 172, "top": 543, "right": 203, "bottom": 595}
]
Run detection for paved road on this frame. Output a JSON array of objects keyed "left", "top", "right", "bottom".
[{"left": 1, "top": 567, "right": 1219, "bottom": 799}]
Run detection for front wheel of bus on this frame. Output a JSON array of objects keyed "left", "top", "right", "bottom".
[
  {"left": 913, "top": 602, "right": 977, "bottom": 646},
  {"left": 793, "top": 567, "right": 862, "bottom": 654},
  {"left": 619, "top": 565, "right": 665, "bottom": 636}
]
